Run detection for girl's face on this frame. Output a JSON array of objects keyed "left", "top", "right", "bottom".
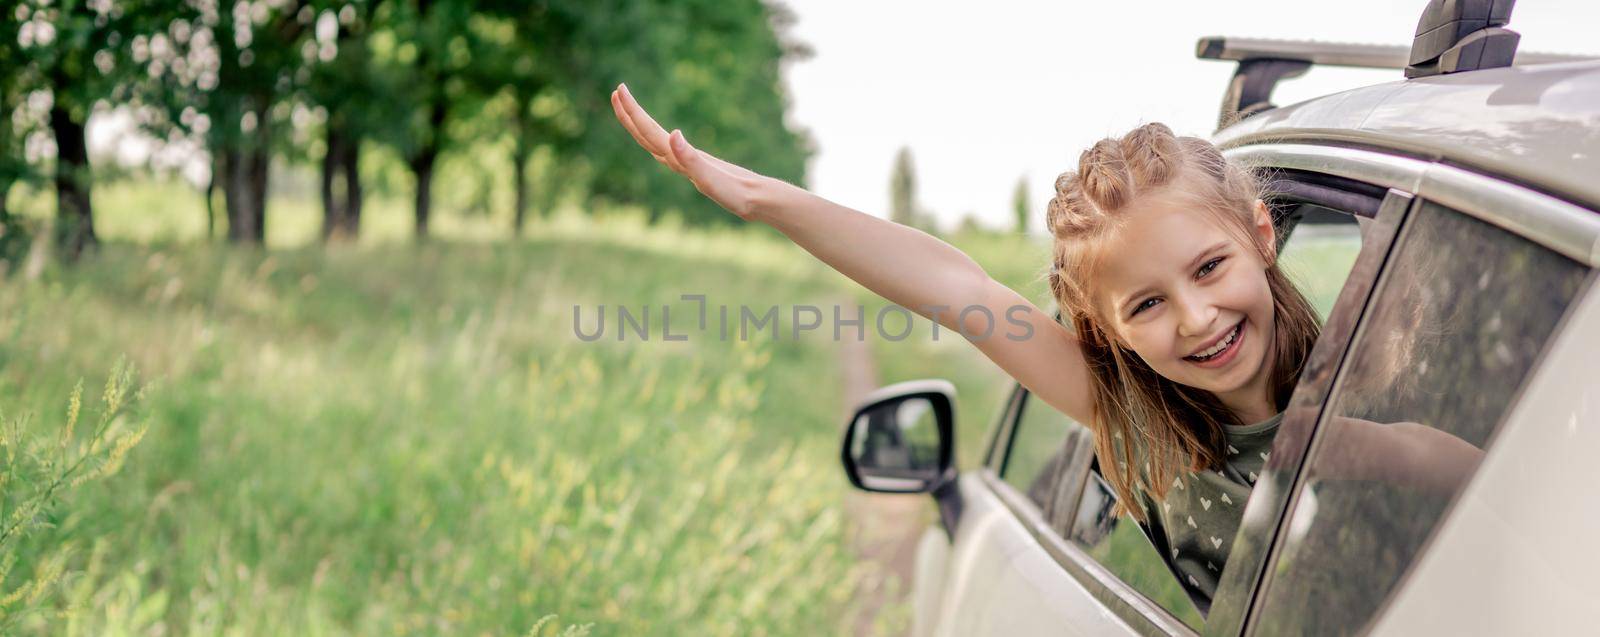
[{"left": 1093, "top": 186, "right": 1279, "bottom": 418}]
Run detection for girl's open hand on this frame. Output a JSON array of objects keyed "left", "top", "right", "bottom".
[{"left": 610, "top": 83, "right": 771, "bottom": 221}]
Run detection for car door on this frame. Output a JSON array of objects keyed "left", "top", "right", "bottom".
[
  {"left": 909, "top": 385, "right": 1159, "bottom": 637},
  {"left": 1226, "top": 156, "right": 1600, "bottom": 636},
  {"left": 925, "top": 149, "right": 1411, "bottom": 637}
]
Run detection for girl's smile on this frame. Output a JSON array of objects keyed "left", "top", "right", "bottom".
[{"left": 1183, "top": 318, "right": 1244, "bottom": 367}]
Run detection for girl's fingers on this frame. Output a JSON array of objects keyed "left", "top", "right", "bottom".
[
  {"left": 612, "top": 87, "right": 685, "bottom": 172},
  {"left": 610, "top": 89, "right": 658, "bottom": 152},
  {"left": 616, "top": 85, "right": 674, "bottom": 154},
  {"left": 611, "top": 84, "right": 758, "bottom": 218}
]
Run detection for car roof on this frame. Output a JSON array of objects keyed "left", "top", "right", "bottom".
[{"left": 1213, "top": 60, "right": 1600, "bottom": 212}]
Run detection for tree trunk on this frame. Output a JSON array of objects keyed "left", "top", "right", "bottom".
[
  {"left": 225, "top": 149, "right": 268, "bottom": 244},
  {"left": 512, "top": 146, "right": 529, "bottom": 236},
  {"left": 205, "top": 154, "right": 219, "bottom": 240},
  {"left": 410, "top": 149, "right": 436, "bottom": 240},
  {"left": 343, "top": 140, "right": 362, "bottom": 237},
  {"left": 224, "top": 148, "right": 255, "bottom": 243},
  {"left": 50, "top": 103, "right": 95, "bottom": 261},
  {"left": 247, "top": 133, "right": 268, "bottom": 241},
  {"left": 321, "top": 126, "right": 348, "bottom": 241},
  {"left": 220, "top": 149, "right": 239, "bottom": 239},
  {"left": 224, "top": 103, "right": 271, "bottom": 244},
  {"left": 0, "top": 91, "right": 11, "bottom": 227},
  {"left": 409, "top": 99, "right": 446, "bottom": 241}
]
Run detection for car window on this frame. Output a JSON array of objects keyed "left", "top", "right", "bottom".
[
  {"left": 1276, "top": 216, "right": 1363, "bottom": 319},
  {"left": 1072, "top": 469, "right": 1207, "bottom": 629},
  {"left": 1000, "top": 392, "right": 1093, "bottom": 534},
  {"left": 1250, "top": 200, "right": 1591, "bottom": 635}
]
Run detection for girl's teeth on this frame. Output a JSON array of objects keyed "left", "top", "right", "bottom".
[{"left": 1192, "top": 325, "right": 1238, "bottom": 360}]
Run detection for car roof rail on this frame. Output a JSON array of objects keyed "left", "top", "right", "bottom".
[{"left": 1197, "top": 33, "right": 1593, "bottom": 130}]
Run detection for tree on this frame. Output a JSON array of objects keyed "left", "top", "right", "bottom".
[
  {"left": 306, "top": 1, "right": 383, "bottom": 242},
  {"left": 149, "top": 0, "right": 315, "bottom": 244},
  {"left": 0, "top": 7, "right": 35, "bottom": 258},
  {"left": 367, "top": 0, "right": 487, "bottom": 240},
  {"left": 890, "top": 146, "right": 916, "bottom": 228},
  {"left": 20, "top": 0, "right": 142, "bottom": 260},
  {"left": 573, "top": 0, "right": 812, "bottom": 227},
  {"left": 1012, "top": 175, "right": 1030, "bottom": 234}
]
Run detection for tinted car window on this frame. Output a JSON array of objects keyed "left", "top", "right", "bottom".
[
  {"left": 1277, "top": 220, "right": 1362, "bottom": 319},
  {"left": 1000, "top": 393, "right": 1093, "bottom": 534},
  {"left": 1072, "top": 472, "right": 1206, "bottom": 629},
  {"left": 1253, "top": 201, "right": 1590, "bottom": 635}
]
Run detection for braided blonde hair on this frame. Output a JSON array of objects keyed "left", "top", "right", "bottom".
[{"left": 1044, "top": 123, "right": 1321, "bottom": 520}]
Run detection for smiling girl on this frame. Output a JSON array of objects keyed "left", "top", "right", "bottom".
[{"left": 607, "top": 83, "right": 1477, "bottom": 608}]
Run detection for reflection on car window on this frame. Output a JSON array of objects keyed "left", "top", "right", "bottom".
[
  {"left": 1073, "top": 471, "right": 1206, "bottom": 629},
  {"left": 1000, "top": 393, "right": 1090, "bottom": 534},
  {"left": 1278, "top": 221, "right": 1363, "bottom": 319},
  {"left": 1253, "top": 201, "right": 1590, "bottom": 635}
]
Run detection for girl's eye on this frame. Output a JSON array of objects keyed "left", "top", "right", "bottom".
[
  {"left": 1197, "top": 256, "right": 1225, "bottom": 278},
  {"left": 1131, "top": 297, "right": 1160, "bottom": 316}
]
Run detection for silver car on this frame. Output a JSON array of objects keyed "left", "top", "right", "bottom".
[{"left": 841, "top": 4, "right": 1600, "bottom": 635}]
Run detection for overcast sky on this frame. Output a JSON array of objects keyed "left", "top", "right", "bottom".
[{"left": 781, "top": 0, "right": 1600, "bottom": 233}]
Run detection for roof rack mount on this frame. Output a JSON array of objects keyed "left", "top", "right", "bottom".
[{"left": 1197, "top": 0, "right": 1596, "bottom": 130}]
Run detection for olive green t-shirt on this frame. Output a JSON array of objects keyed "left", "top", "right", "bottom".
[{"left": 1133, "top": 411, "right": 1283, "bottom": 608}]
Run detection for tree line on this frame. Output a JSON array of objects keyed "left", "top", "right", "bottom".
[{"left": 0, "top": 0, "right": 812, "bottom": 261}]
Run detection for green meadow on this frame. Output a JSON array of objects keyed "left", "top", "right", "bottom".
[{"left": 0, "top": 183, "right": 1044, "bottom": 635}]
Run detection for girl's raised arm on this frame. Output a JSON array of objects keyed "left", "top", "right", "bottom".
[{"left": 611, "top": 84, "right": 1095, "bottom": 424}]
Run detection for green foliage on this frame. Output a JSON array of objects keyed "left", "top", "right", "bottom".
[
  {"left": 4, "top": 0, "right": 814, "bottom": 248},
  {"left": 1012, "top": 176, "right": 1030, "bottom": 235},
  {"left": 534, "top": 0, "right": 810, "bottom": 226},
  {"left": 890, "top": 147, "right": 916, "bottom": 228},
  {"left": 0, "top": 360, "right": 149, "bottom": 632}
]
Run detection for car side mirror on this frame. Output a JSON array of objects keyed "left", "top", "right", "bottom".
[{"left": 840, "top": 379, "right": 955, "bottom": 494}]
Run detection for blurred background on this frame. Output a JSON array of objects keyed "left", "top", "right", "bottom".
[{"left": 0, "top": 0, "right": 1594, "bottom": 635}]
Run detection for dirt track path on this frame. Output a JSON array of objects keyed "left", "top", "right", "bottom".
[{"left": 837, "top": 321, "right": 932, "bottom": 637}]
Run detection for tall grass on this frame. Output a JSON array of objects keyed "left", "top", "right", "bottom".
[
  {"left": 2, "top": 177, "right": 1068, "bottom": 633},
  {"left": 0, "top": 361, "right": 148, "bottom": 632},
  {"left": 0, "top": 198, "right": 939, "bottom": 633}
]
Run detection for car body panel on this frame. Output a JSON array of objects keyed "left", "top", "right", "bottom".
[
  {"left": 911, "top": 527, "right": 949, "bottom": 637},
  {"left": 919, "top": 475, "right": 1140, "bottom": 637},
  {"left": 1216, "top": 60, "right": 1600, "bottom": 211},
  {"left": 1367, "top": 278, "right": 1600, "bottom": 635}
]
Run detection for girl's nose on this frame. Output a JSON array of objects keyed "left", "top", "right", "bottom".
[{"left": 1175, "top": 295, "right": 1219, "bottom": 339}]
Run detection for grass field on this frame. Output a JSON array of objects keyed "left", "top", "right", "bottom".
[{"left": 0, "top": 185, "right": 1054, "bottom": 635}]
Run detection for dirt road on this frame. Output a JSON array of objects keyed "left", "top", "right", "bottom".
[{"left": 837, "top": 323, "right": 934, "bottom": 637}]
